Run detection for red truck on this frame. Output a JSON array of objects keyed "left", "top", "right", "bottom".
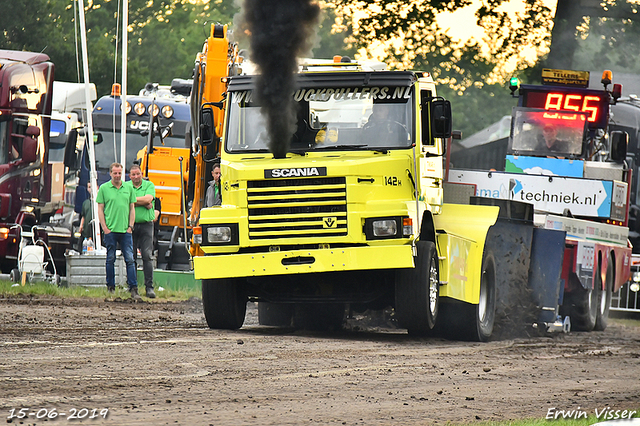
[{"left": 0, "top": 50, "right": 71, "bottom": 279}]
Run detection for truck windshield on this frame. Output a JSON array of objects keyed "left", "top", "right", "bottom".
[
  {"left": 225, "top": 86, "right": 414, "bottom": 153},
  {"left": 509, "top": 108, "right": 586, "bottom": 157}
]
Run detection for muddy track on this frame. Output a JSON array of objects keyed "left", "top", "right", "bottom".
[{"left": 1, "top": 294, "right": 639, "bottom": 425}]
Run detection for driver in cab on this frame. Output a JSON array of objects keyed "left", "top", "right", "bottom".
[{"left": 362, "top": 104, "right": 406, "bottom": 146}]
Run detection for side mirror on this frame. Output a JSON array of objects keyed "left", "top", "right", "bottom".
[
  {"left": 199, "top": 107, "right": 216, "bottom": 146},
  {"left": 93, "top": 132, "right": 103, "bottom": 145},
  {"left": 430, "top": 99, "right": 452, "bottom": 139},
  {"left": 64, "top": 129, "right": 78, "bottom": 169},
  {"left": 22, "top": 132, "right": 40, "bottom": 163},
  {"left": 610, "top": 130, "right": 628, "bottom": 163}
]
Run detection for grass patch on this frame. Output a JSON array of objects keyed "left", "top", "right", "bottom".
[
  {"left": 0, "top": 279, "right": 201, "bottom": 301},
  {"left": 609, "top": 314, "right": 640, "bottom": 328},
  {"left": 454, "top": 412, "right": 639, "bottom": 426}
]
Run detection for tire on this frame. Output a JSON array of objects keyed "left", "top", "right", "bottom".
[
  {"left": 568, "top": 275, "right": 598, "bottom": 332},
  {"left": 292, "top": 303, "right": 346, "bottom": 331},
  {"left": 395, "top": 241, "right": 440, "bottom": 335},
  {"left": 258, "top": 302, "right": 293, "bottom": 326},
  {"left": 595, "top": 256, "right": 614, "bottom": 331},
  {"left": 202, "top": 278, "right": 247, "bottom": 330},
  {"left": 10, "top": 268, "right": 20, "bottom": 283},
  {"left": 465, "top": 248, "right": 497, "bottom": 342}
]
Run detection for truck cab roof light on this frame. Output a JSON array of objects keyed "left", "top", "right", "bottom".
[
  {"left": 111, "top": 83, "right": 121, "bottom": 97},
  {"left": 124, "top": 101, "right": 132, "bottom": 115},
  {"left": 612, "top": 83, "right": 622, "bottom": 102},
  {"left": 509, "top": 77, "right": 520, "bottom": 96},
  {"left": 601, "top": 70, "right": 612, "bottom": 87}
]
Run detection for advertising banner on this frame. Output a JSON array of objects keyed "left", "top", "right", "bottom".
[{"left": 448, "top": 169, "right": 626, "bottom": 221}]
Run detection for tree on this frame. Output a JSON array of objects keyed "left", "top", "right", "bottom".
[
  {"left": 330, "top": 0, "right": 640, "bottom": 137},
  {"left": 311, "top": 4, "right": 358, "bottom": 59},
  {"left": 328, "top": 0, "right": 554, "bottom": 137},
  {"left": 0, "top": 0, "right": 238, "bottom": 97}
]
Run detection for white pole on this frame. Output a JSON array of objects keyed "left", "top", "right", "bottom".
[
  {"left": 77, "top": 0, "right": 102, "bottom": 250},
  {"left": 120, "top": 0, "right": 128, "bottom": 169}
]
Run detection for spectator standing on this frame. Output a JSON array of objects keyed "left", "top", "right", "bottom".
[
  {"left": 97, "top": 162, "right": 140, "bottom": 300},
  {"left": 126, "top": 164, "right": 157, "bottom": 298},
  {"left": 205, "top": 163, "right": 222, "bottom": 207}
]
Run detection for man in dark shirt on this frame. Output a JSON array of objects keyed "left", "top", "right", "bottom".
[{"left": 539, "top": 125, "right": 572, "bottom": 153}]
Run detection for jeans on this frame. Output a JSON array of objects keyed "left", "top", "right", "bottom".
[
  {"left": 104, "top": 232, "right": 138, "bottom": 289},
  {"left": 132, "top": 221, "right": 154, "bottom": 289}
]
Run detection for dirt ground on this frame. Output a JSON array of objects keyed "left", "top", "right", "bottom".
[{"left": 1, "top": 294, "right": 639, "bottom": 426}]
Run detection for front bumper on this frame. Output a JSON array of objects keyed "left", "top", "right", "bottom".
[{"left": 194, "top": 244, "right": 414, "bottom": 280}]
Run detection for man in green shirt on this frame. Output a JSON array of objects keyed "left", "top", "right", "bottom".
[
  {"left": 97, "top": 162, "right": 140, "bottom": 300},
  {"left": 126, "top": 164, "right": 156, "bottom": 298}
]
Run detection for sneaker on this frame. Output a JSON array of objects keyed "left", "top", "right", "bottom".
[
  {"left": 130, "top": 286, "right": 142, "bottom": 301},
  {"left": 107, "top": 286, "right": 115, "bottom": 294},
  {"left": 145, "top": 287, "right": 156, "bottom": 299}
]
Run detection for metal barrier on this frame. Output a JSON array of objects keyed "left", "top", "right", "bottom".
[{"left": 611, "top": 254, "right": 640, "bottom": 312}]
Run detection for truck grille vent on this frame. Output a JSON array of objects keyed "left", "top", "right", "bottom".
[{"left": 247, "top": 177, "right": 347, "bottom": 240}]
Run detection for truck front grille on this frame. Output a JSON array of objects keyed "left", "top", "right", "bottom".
[{"left": 247, "top": 177, "right": 347, "bottom": 240}]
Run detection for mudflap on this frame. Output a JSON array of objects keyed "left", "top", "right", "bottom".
[
  {"left": 472, "top": 198, "right": 537, "bottom": 337},
  {"left": 528, "top": 227, "right": 566, "bottom": 327}
]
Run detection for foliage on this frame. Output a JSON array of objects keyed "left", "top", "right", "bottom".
[
  {"left": 331, "top": 0, "right": 553, "bottom": 84},
  {"left": 0, "top": 0, "right": 238, "bottom": 97},
  {"left": 312, "top": 4, "right": 358, "bottom": 59},
  {"left": 572, "top": 3, "right": 640, "bottom": 75},
  {"left": 326, "top": 0, "right": 554, "bottom": 137}
]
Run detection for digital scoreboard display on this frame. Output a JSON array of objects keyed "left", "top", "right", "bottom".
[{"left": 520, "top": 85, "right": 609, "bottom": 130}]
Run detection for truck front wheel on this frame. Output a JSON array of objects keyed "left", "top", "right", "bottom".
[
  {"left": 202, "top": 278, "right": 247, "bottom": 330},
  {"left": 395, "top": 241, "right": 440, "bottom": 336}
]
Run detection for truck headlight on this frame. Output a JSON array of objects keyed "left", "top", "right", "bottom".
[
  {"left": 208, "top": 226, "right": 232, "bottom": 242},
  {"left": 373, "top": 220, "right": 397, "bottom": 237},
  {"left": 134, "top": 102, "right": 146, "bottom": 115},
  {"left": 633, "top": 271, "right": 640, "bottom": 283},
  {"left": 202, "top": 223, "right": 239, "bottom": 245},
  {"left": 364, "top": 217, "right": 409, "bottom": 240}
]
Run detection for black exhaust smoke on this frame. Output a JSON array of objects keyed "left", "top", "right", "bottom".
[{"left": 241, "top": 0, "right": 320, "bottom": 158}]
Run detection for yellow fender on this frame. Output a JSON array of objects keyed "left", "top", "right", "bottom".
[{"left": 433, "top": 203, "right": 499, "bottom": 304}]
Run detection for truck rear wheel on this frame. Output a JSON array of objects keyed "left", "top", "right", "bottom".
[
  {"left": 395, "top": 241, "right": 439, "bottom": 336},
  {"left": 466, "top": 248, "right": 497, "bottom": 342},
  {"left": 258, "top": 302, "right": 293, "bottom": 326},
  {"left": 568, "top": 275, "right": 598, "bottom": 331},
  {"left": 202, "top": 278, "right": 247, "bottom": 330},
  {"left": 595, "top": 256, "right": 614, "bottom": 331}
]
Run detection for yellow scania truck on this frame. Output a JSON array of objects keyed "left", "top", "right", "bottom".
[{"left": 189, "top": 25, "right": 568, "bottom": 341}]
